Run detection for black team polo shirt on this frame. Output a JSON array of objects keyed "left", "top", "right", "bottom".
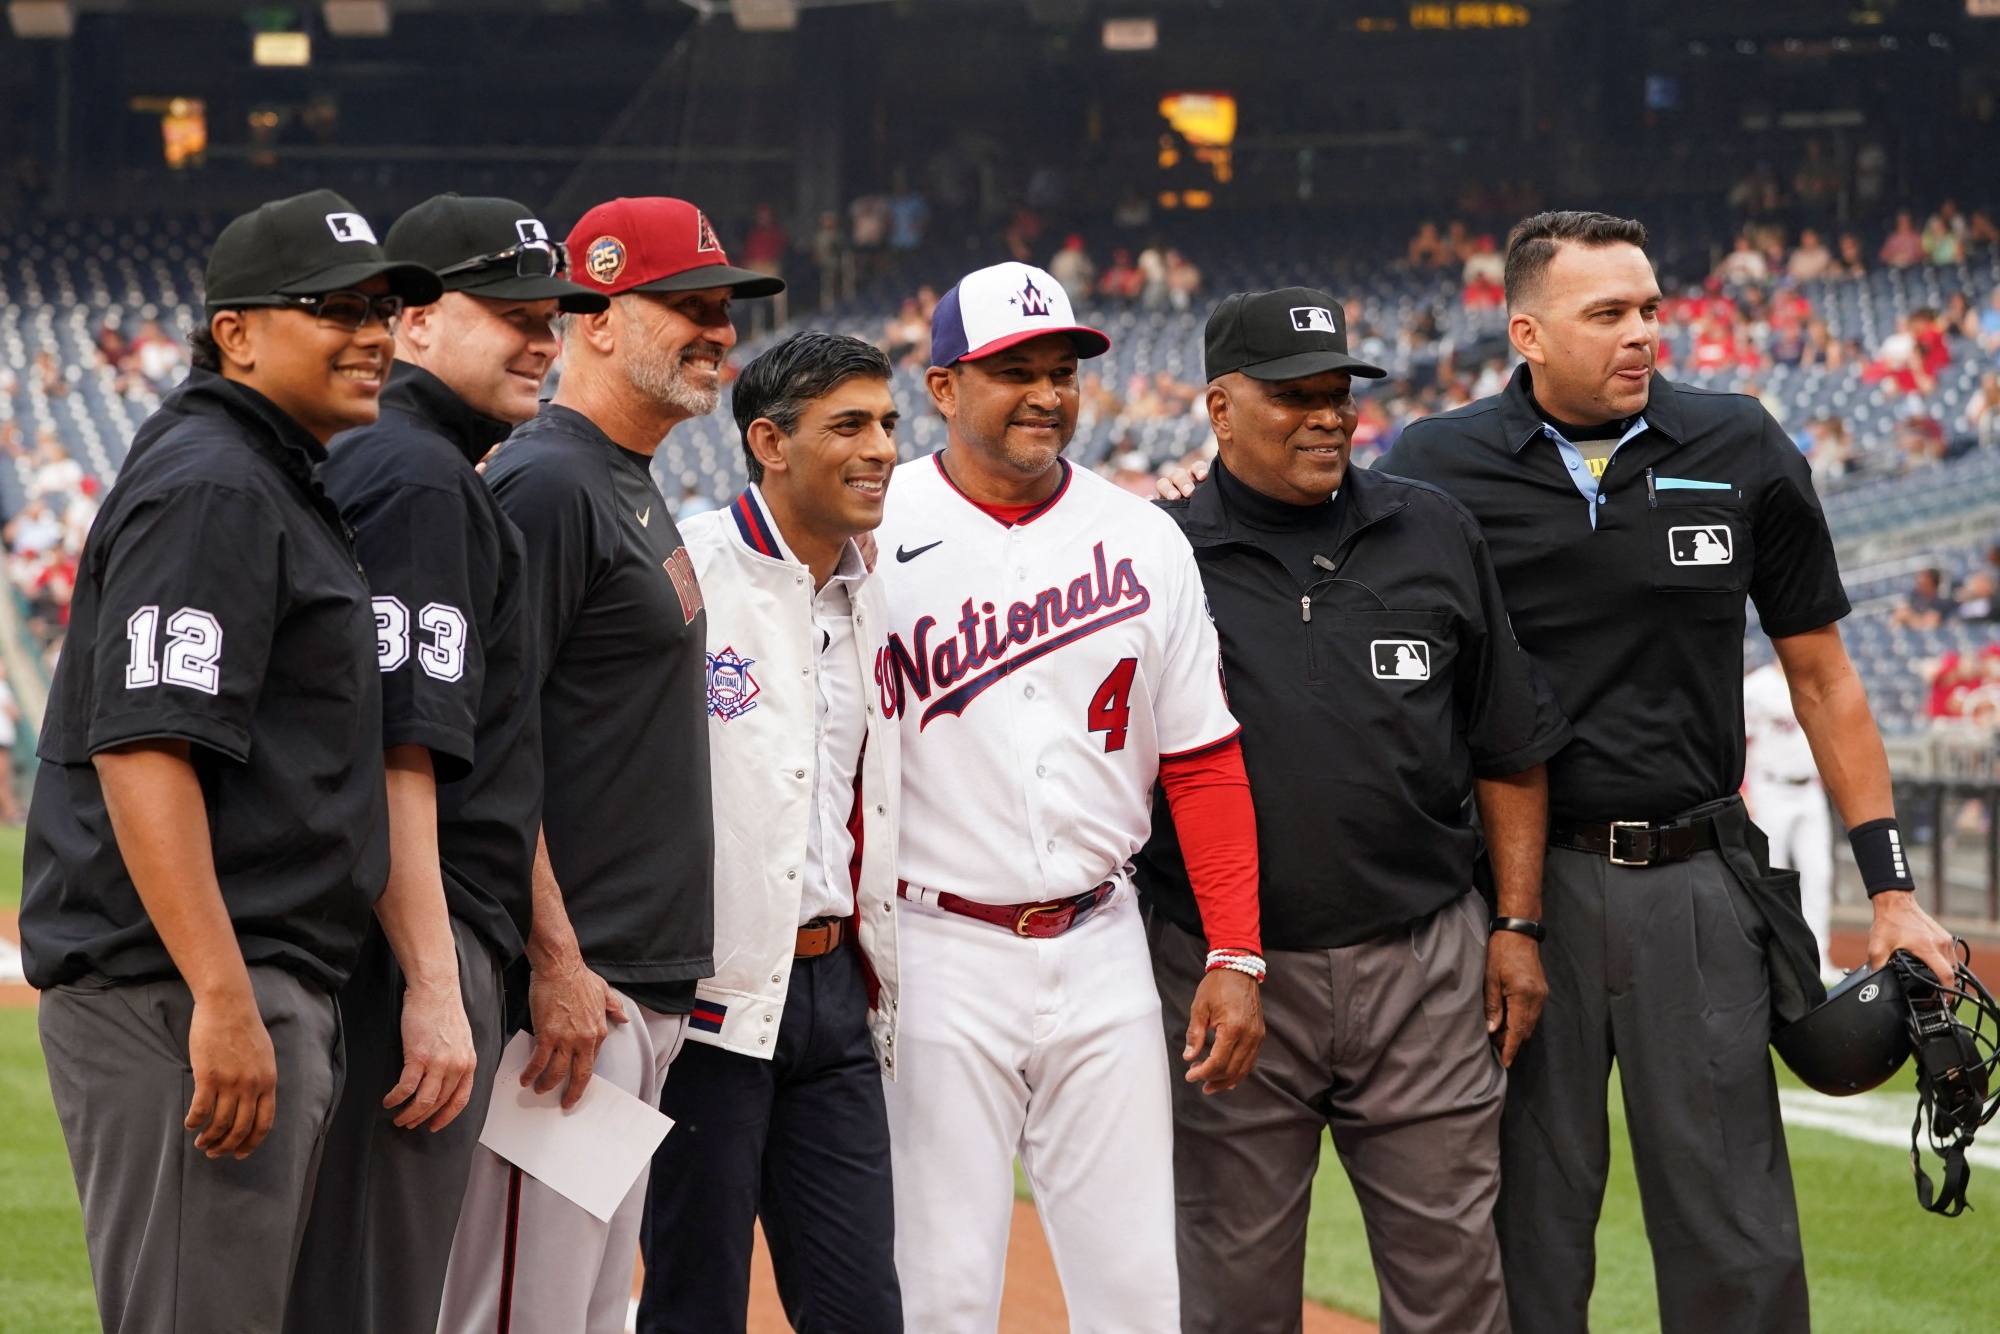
[
  {"left": 1138, "top": 456, "right": 1571, "bottom": 949},
  {"left": 483, "top": 403, "right": 713, "bottom": 1014},
  {"left": 321, "top": 361, "right": 540, "bottom": 964},
  {"left": 22, "top": 369, "right": 388, "bottom": 992},
  {"left": 1379, "top": 364, "right": 1850, "bottom": 824}
]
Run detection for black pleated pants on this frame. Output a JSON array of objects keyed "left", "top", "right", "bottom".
[{"left": 638, "top": 941, "right": 902, "bottom": 1334}]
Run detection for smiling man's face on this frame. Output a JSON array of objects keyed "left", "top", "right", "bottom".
[
  {"left": 759, "top": 374, "right": 899, "bottom": 539},
  {"left": 618, "top": 285, "right": 738, "bottom": 418},
  {"left": 400, "top": 292, "right": 560, "bottom": 425},
  {"left": 929, "top": 333, "right": 1080, "bottom": 479},
  {"left": 1510, "top": 240, "right": 1661, "bottom": 425},
  {"left": 1210, "top": 369, "right": 1357, "bottom": 505}
]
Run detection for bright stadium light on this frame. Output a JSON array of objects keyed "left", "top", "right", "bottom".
[
  {"left": 732, "top": 0, "right": 797, "bottom": 32},
  {"left": 323, "top": 0, "right": 391, "bottom": 37},
  {"left": 253, "top": 30, "right": 312, "bottom": 66},
  {"left": 1102, "top": 17, "right": 1158, "bottom": 51},
  {"left": 7, "top": 0, "right": 73, "bottom": 38}
]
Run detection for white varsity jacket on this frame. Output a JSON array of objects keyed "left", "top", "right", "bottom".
[{"left": 679, "top": 489, "right": 902, "bottom": 1075}]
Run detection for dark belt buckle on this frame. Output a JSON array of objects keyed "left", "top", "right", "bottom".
[
  {"left": 1014, "top": 902, "right": 1072, "bottom": 937},
  {"left": 1608, "top": 820, "right": 1652, "bottom": 867}
]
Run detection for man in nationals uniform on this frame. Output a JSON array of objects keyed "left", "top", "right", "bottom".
[{"left": 873, "top": 261, "right": 1266, "bottom": 1333}]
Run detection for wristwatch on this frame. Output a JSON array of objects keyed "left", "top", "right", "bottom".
[{"left": 1490, "top": 916, "right": 1546, "bottom": 943}]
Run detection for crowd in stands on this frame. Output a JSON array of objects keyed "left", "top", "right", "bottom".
[{"left": 0, "top": 309, "right": 185, "bottom": 678}]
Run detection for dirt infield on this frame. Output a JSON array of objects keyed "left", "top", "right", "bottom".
[{"left": 737, "top": 1203, "right": 1375, "bottom": 1332}]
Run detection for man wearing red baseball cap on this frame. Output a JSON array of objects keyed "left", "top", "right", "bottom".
[{"left": 437, "top": 197, "right": 781, "bottom": 1334}]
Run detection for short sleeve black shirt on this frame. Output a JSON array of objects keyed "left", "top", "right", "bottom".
[
  {"left": 1137, "top": 461, "right": 1571, "bottom": 949},
  {"left": 1379, "top": 366, "right": 1849, "bottom": 822},
  {"left": 483, "top": 404, "right": 713, "bottom": 1012},
  {"left": 21, "top": 370, "right": 388, "bottom": 992},
  {"left": 322, "top": 362, "right": 540, "bottom": 963}
]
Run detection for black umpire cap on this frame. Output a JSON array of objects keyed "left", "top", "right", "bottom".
[
  {"left": 1205, "top": 286, "right": 1387, "bottom": 382},
  {"left": 387, "top": 194, "right": 609, "bottom": 314},
  {"left": 204, "top": 188, "right": 443, "bottom": 310}
]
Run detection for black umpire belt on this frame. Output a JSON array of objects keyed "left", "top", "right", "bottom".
[{"left": 1548, "top": 814, "right": 1722, "bottom": 867}]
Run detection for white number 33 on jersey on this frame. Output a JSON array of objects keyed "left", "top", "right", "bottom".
[{"left": 373, "top": 597, "right": 467, "bottom": 682}]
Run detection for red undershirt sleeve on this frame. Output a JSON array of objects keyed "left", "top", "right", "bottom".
[{"left": 1158, "top": 738, "right": 1261, "bottom": 956}]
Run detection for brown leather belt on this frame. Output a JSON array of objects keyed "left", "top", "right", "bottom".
[
  {"left": 795, "top": 916, "right": 848, "bottom": 959},
  {"left": 1548, "top": 815, "right": 1721, "bottom": 867},
  {"left": 897, "top": 881, "right": 1113, "bottom": 939}
]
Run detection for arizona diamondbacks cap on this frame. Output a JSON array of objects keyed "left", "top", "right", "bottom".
[
  {"left": 930, "top": 262, "right": 1111, "bottom": 368},
  {"left": 204, "top": 189, "right": 442, "bottom": 309},
  {"left": 1204, "top": 287, "right": 1386, "bottom": 381},
  {"left": 564, "top": 197, "right": 784, "bottom": 300},
  {"left": 386, "top": 194, "right": 608, "bottom": 313}
]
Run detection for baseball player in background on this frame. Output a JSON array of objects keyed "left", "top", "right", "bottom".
[
  {"left": 1744, "top": 657, "right": 1837, "bottom": 981},
  {"left": 874, "top": 261, "right": 1265, "bottom": 1333}
]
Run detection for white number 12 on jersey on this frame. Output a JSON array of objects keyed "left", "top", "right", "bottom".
[{"left": 124, "top": 604, "right": 223, "bottom": 695}]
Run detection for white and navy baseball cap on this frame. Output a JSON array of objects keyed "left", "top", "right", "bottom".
[{"left": 929, "top": 261, "right": 1110, "bottom": 368}]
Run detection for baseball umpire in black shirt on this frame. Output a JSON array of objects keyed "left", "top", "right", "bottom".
[
  {"left": 286, "top": 195, "right": 607, "bottom": 1334},
  {"left": 1142, "top": 289, "right": 1570, "bottom": 1334},
  {"left": 19, "top": 189, "right": 440, "bottom": 1334},
  {"left": 437, "top": 195, "right": 782, "bottom": 1334},
  {"left": 1377, "top": 212, "right": 1957, "bottom": 1333}
]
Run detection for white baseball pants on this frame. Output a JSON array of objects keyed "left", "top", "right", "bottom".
[
  {"left": 883, "top": 890, "right": 1180, "bottom": 1334},
  {"left": 437, "top": 993, "right": 687, "bottom": 1334},
  {"left": 1750, "top": 782, "right": 1834, "bottom": 976}
]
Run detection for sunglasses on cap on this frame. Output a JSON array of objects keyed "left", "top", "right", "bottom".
[
  {"left": 228, "top": 290, "right": 405, "bottom": 332},
  {"left": 434, "top": 239, "right": 569, "bottom": 281}
]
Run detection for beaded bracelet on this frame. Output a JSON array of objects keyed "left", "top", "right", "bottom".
[{"left": 1205, "top": 948, "right": 1267, "bottom": 983}]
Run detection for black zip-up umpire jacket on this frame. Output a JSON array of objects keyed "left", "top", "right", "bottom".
[{"left": 1136, "top": 461, "right": 1571, "bottom": 950}]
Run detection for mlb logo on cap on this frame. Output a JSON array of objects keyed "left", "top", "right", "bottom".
[
  {"left": 1291, "top": 306, "right": 1338, "bottom": 333},
  {"left": 930, "top": 262, "right": 1111, "bottom": 367}
]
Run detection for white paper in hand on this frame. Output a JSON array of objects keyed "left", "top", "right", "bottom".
[{"left": 476, "top": 1030, "right": 675, "bottom": 1223}]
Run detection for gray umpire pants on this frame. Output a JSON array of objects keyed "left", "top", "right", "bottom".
[
  {"left": 1497, "top": 847, "right": 1808, "bottom": 1334},
  {"left": 285, "top": 915, "right": 505, "bottom": 1334},
  {"left": 1149, "top": 891, "right": 1508, "bottom": 1334},
  {"left": 40, "top": 963, "right": 343, "bottom": 1334}
]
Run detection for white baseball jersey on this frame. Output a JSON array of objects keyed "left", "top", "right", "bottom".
[
  {"left": 874, "top": 453, "right": 1238, "bottom": 905},
  {"left": 1744, "top": 663, "right": 1818, "bottom": 786}
]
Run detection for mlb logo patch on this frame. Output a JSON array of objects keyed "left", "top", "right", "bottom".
[
  {"left": 1667, "top": 525, "right": 1733, "bottom": 566},
  {"left": 324, "top": 212, "right": 377, "bottom": 244},
  {"left": 515, "top": 218, "right": 550, "bottom": 246},
  {"left": 1371, "top": 640, "right": 1431, "bottom": 681},
  {"left": 1291, "top": 306, "right": 1338, "bottom": 333},
  {"left": 690, "top": 999, "right": 728, "bottom": 1033}
]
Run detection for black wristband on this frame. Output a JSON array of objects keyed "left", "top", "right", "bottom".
[
  {"left": 1490, "top": 916, "right": 1546, "bottom": 943},
  {"left": 1849, "top": 818, "right": 1915, "bottom": 897}
]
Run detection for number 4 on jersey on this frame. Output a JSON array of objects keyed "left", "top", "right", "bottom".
[{"left": 1088, "top": 657, "right": 1137, "bottom": 753}]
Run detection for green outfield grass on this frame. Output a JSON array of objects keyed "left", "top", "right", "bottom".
[
  {"left": 1304, "top": 1062, "right": 2000, "bottom": 1332},
  {"left": 0, "top": 822, "right": 25, "bottom": 909},
  {"left": 0, "top": 1010, "right": 94, "bottom": 1334}
]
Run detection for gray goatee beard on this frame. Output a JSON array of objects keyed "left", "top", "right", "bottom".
[{"left": 627, "top": 340, "right": 723, "bottom": 416}]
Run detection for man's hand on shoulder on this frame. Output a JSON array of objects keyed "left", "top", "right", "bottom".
[
  {"left": 1155, "top": 458, "right": 1209, "bottom": 501},
  {"left": 1183, "top": 967, "right": 1263, "bottom": 1094}
]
